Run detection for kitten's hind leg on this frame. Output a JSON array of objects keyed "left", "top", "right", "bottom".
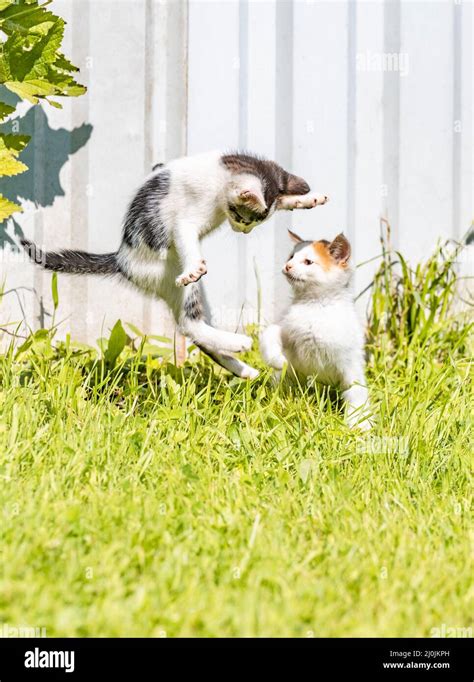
[
  {"left": 196, "top": 344, "right": 259, "bottom": 380},
  {"left": 177, "top": 283, "right": 253, "bottom": 354}
]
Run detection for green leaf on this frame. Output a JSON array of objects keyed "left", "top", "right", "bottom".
[
  {"left": 0, "top": 101, "right": 15, "bottom": 120},
  {"left": 4, "top": 79, "right": 55, "bottom": 102},
  {"left": 1, "top": 133, "right": 30, "bottom": 152},
  {"left": 55, "top": 52, "right": 79, "bottom": 73},
  {"left": 51, "top": 271, "right": 58, "bottom": 309},
  {"left": 104, "top": 320, "right": 127, "bottom": 368},
  {"left": 0, "top": 3, "right": 57, "bottom": 37},
  {"left": 0, "top": 133, "right": 29, "bottom": 176},
  {"left": 125, "top": 322, "right": 145, "bottom": 338},
  {"left": 148, "top": 334, "right": 172, "bottom": 344},
  {"left": 142, "top": 343, "right": 172, "bottom": 358},
  {"left": 44, "top": 96, "right": 61, "bottom": 108},
  {"left": 0, "top": 152, "right": 28, "bottom": 176},
  {"left": 0, "top": 192, "right": 21, "bottom": 220},
  {"left": 0, "top": 2, "right": 85, "bottom": 103},
  {"left": 15, "top": 335, "right": 33, "bottom": 358}
]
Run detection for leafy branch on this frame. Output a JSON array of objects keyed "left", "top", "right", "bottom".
[{"left": 0, "top": 0, "right": 86, "bottom": 221}]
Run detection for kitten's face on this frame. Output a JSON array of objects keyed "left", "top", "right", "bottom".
[
  {"left": 221, "top": 154, "right": 310, "bottom": 234},
  {"left": 283, "top": 231, "right": 352, "bottom": 292},
  {"left": 225, "top": 174, "right": 272, "bottom": 233}
]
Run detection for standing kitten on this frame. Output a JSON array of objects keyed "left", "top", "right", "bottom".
[
  {"left": 22, "top": 150, "right": 328, "bottom": 379},
  {"left": 260, "top": 230, "right": 371, "bottom": 429}
]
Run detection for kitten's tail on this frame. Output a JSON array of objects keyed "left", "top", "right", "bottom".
[{"left": 20, "top": 239, "right": 119, "bottom": 276}]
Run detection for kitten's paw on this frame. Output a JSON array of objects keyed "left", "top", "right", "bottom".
[
  {"left": 175, "top": 259, "right": 207, "bottom": 287},
  {"left": 278, "top": 193, "right": 329, "bottom": 211},
  {"left": 228, "top": 334, "right": 253, "bottom": 353},
  {"left": 238, "top": 334, "right": 253, "bottom": 353},
  {"left": 268, "top": 354, "right": 286, "bottom": 370},
  {"left": 297, "top": 192, "right": 329, "bottom": 209},
  {"left": 242, "top": 366, "right": 259, "bottom": 380}
]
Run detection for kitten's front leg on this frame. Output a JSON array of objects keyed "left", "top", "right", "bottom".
[
  {"left": 176, "top": 260, "right": 207, "bottom": 287},
  {"left": 260, "top": 325, "right": 287, "bottom": 370},
  {"left": 174, "top": 222, "right": 208, "bottom": 287},
  {"left": 277, "top": 192, "right": 329, "bottom": 211}
]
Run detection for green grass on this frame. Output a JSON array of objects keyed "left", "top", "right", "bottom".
[{"left": 0, "top": 236, "right": 472, "bottom": 637}]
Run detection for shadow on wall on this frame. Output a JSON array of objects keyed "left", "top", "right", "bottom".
[{"left": 0, "top": 97, "right": 93, "bottom": 250}]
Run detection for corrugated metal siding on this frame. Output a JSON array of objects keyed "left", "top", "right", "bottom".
[{"left": 1, "top": 0, "right": 472, "bottom": 344}]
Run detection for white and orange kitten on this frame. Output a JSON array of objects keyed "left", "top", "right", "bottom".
[{"left": 260, "top": 230, "right": 371, "bottom": 429}]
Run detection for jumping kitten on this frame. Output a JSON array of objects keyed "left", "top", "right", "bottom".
[
  {"left": 22, "top": 150, "right": 328, "bottom": 379},
  {"left": 260, "top": 230, "right": 371, "bottom": 429}
]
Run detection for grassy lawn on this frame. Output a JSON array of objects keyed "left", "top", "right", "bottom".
[{"left": 0, "top": 240, "right": 472, "bottom": 637}]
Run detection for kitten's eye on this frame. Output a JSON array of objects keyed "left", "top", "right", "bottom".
[{"left": 304, "top": 259, "right": 314, "bottom": 266}]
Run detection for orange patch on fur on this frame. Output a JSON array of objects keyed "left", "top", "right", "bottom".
[
  {"left": 312, "top": 241, "right": 333, "bottom": 271},
  {"left": 312, "top": 239, "right": 350, "bottom": 270}
]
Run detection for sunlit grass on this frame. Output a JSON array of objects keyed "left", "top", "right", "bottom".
[{"left": 0, "top": 235, "right": 472, "bottom": 637}]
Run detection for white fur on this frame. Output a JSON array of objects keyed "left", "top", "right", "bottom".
[{"left": 260, "top": 238, "right": 372, "bottom": 429}]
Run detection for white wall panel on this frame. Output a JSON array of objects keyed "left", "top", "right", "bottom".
[
  {"left": 398, "top": 0, "right": 454, "bottom": 260},
  {"left": 1, "top": 0, "right": 472, "bottom": 345}
]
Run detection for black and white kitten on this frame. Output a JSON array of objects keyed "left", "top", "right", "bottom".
[{"left": 22, "top": 150, "right": 328, "bottom": 378}]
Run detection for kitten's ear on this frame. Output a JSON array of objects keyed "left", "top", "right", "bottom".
[
  {"left": 284, "top": 174, "right": 310, "bottom": 196},
  {"left": 329, "top": 233, "right": 351, "bottom": 264},
  {"left": 238, "top": 189, "right": 266, "bottom": 211},
  {"left": 288, "top": 229, "right": 304, "bottom": 243}
]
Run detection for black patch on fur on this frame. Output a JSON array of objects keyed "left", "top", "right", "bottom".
[
  {"left": 221, "top": 152, "right": 310, "bottom": 209},
  {"left": 194, "top": 343, "right": 239, "bottom": 375},
  {"left": 183, "top": 286, "right": 204, "bottom": 321},
  {"left": 123, "top": 170, "right": 171, "bottom": 251},
  {"left": 290, "top": 238, "right": 330, "bottom": 259},
  {"left": 21, "top": 239, "right": 118, "bottom": 275}
]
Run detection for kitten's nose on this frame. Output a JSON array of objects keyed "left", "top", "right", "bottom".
[{"left": 285, "top": 263, "right": 292, "bottom": 272}]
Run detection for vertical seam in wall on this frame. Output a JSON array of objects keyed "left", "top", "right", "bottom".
[
  {"left": 176, "top": 0, "right": 189, "bottom": 359},
  {"left": 71, "top": 0, "right": 90, "bottom": 341},
  {"left": 183, "top": 0, "right": 189, "bottom": 155},
  {"left": 452, "top": 0, "right": 462, "bottom": 241},
  {"left": 274, "top": 0, "right": 293, "bottom": 320},
  {"left": 144, "top": 0, "right": 154, "bottom": 172},
  {"left": 166, "top": 0, "right": 188, "bottom": 159},
  {"left": 383, "top": 0, "right": 401, "bottom": 250},
  {"left": 238, "top": 0, "right": 248, "bottom": 306},
  {"left": 346, "top": 0, "right": 357, "bottom": 258},
  {"left": 143, "top": 0, "right": 154, "bottom": 332}
]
